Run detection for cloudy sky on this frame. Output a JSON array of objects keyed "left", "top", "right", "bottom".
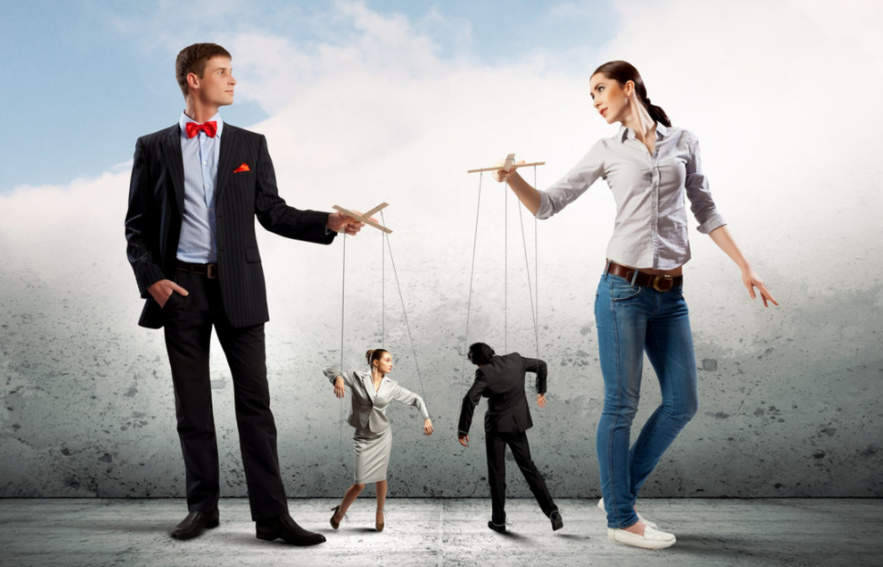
[
  {"left": 2, "top": 0, "right": 878, "bottom": 194},
  {"left": 1, "top": 0, "right": 616, "bottom": 192},
  {"left": 3, "top": 0, "right": 882, "bottom": 293}
]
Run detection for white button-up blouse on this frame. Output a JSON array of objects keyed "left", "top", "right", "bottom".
[{"left": 536, "top": 123, "right": 726, "bottom": 270}]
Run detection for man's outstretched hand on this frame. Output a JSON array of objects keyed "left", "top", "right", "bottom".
[{"left": 327, "top": 211, "right": 369, "bottom": 235}]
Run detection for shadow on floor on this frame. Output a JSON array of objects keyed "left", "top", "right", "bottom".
[{"left": 73, "top": 521, "right": 175, "bottom": 534}]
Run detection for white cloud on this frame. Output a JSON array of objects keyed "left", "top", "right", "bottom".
[
  {"left": 790, "top": 0, "right": 883, "bottom": 77},
  {"left": 0, "top": 171, "right": 131, "bottom": 281}
]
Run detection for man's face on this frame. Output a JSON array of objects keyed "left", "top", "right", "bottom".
[{"left": 192, "top": 56, "right": 236, "bottom": 107}]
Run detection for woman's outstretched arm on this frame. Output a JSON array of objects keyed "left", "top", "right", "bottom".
[
  {"left": 497, "top": 170, "right": 542, "bottom": 216},
  {"left": 392, "top": 384, "right": 433, "bottom": 435},
  {"left": 491, "top": 141, "right": 605, "bottom": 219},
  {"left": 708, "top": 226, "right": 778, "bottom": 308}
]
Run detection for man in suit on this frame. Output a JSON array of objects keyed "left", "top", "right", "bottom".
[
  {"left": 458, "top": 342, "right": 563, "bottom": 533},
  {"left": 125, "top": 43, "right": 364, "bottom": 545}
]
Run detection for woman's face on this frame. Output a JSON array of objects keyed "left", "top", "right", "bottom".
[
  {"left": 590, "top": 73, "right": 631, "bottom": 124},
  {"left": 374, "top": 352, "right": 394, "bottom": 375}
]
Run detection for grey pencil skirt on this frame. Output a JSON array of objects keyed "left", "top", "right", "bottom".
[{"left": 353, "top": 426, "right": 392, "bottom": 484}]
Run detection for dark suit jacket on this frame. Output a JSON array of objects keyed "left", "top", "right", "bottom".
[
  {"left": 458, "top": 353, "right": 548, "bottom": 435},
  {"left": 125, "top": 123, "right": 335, "bottom": 329}
]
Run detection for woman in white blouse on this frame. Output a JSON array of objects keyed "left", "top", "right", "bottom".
[
  {"left": 324, "top": 349, "right": 433, "bottom": 532},
  {"left": 494, "top": 60, "right": 777, "bottom": 550}
]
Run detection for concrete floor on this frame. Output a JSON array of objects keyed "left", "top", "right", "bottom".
[{"left": 0, "top": 499, "right": 881, "bottom": 567}]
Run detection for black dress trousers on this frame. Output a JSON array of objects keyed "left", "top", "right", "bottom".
[
  {"left": 485, "top": 430, "right": 557, "bottom": 525},
  {"left": 161, "top": 268, "right": 287, "bottom": 520}
]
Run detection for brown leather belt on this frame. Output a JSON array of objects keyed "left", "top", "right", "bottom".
[
  {"left": 606, "top": 260, "right": 682, "bottom": 292},
  {"left": 177, "top": 261, "right": 218, "bottom": 279}
]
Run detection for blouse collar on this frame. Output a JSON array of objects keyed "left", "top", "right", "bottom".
[{"left": 618, "top": 121, "right": 669, "bottom": 143}]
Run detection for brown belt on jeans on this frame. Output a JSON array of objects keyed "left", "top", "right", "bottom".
[
  {"left": 177, "top": 261, "right": 218, "bottom": 279},
  {"left": 606, "top": 260, "right": 682, "bottom": 292}
]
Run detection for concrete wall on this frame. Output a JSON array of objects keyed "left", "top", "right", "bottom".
[{"left": 1, "top": 160, "right": 881, "bottom": 499}]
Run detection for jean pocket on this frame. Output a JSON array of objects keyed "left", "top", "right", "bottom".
[{"left": 611, "top": 283, "right": 642, "bottom": 302}]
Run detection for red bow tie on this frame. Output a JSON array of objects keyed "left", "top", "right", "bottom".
[{"left": 185, "top": 121, "right": 217, "bottom": 138}]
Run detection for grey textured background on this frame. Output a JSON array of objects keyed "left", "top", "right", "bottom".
[
  {"left": 1, "top": 164, "right": 881, "bottom": 499},
  {"left": 2, "top": 0, "right": 883, "bottom": 500}
]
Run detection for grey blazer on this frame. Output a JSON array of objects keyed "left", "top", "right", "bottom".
[{"left": 324, "top": 367, "right": 430, "bottom": 433}]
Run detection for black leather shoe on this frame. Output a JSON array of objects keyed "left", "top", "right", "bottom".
[
  {"left": 170, "top": 509, "right": 220, "bottom": 540},
  {"left": 487, "top": 520, "right": 507, "bottom": 533},
  {"left": 256, "top": 513, "right": 327, "bottom": 546},
  {"left": 550, "top": 510, "right": 564, "bottom": 531}
]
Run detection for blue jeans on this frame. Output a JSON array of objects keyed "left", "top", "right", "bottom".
[{"left": 594, "top": 272, "right": 699, "bottom": 529}]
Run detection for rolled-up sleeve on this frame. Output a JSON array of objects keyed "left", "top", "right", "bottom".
[
  {"left": 536, "top": 140, "right": 606, "bottom": 220},
  {"left": 685, "top": 133, "right": 726, "bottom": 234}
]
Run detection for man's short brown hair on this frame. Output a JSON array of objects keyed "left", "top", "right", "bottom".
[{"left": 175, "top": 43, "right": 232, "bottom": 98}]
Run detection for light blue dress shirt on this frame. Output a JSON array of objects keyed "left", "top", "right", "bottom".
[{"left": 176, "top": 112, "right": 223, "bottom": 263}]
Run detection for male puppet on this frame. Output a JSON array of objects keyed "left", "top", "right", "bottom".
[{"left": 458, "top": 343, "right": 563, "bottom": 533}]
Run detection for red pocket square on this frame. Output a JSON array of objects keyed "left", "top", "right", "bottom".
[{"left": 233, "top": 163, "right": 251, "bottom": 173}]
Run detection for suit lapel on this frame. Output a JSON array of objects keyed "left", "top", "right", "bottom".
[
  {"left": 364, "top": 373, "right": 378, "bottom": 404},
  {"left": 375, "top": 378, "right": 393, "bottom": 404},
  {"left": 362, "top": 373, "right": 392, "bottom": 405},
  {"left": 160, "top": 126, "right": 185, "bottom": 216},
  {"left": 354, "top": 371, "right": 372, "bottom": 403},
  {"left": 215, "top": 125, "right": 239, "bottom": 202}
]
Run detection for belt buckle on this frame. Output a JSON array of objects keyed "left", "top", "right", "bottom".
[
  {"left": 206, "top": 264, "right": 217, "bottom": 279},
  {"left": 652, "top": 274, "right": 673, "bottom": 292}
]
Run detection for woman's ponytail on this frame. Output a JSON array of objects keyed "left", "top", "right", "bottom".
[{"left": 643, "top": 97, "right": 671, "bottom": 128}]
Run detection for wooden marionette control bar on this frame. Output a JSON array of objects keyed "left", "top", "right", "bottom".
[
  {"left": 467, "top": 153, "right": 546, "bottom": 174},
  {"left": 332, "top": 202, "right": 393, "bottom": 234}
]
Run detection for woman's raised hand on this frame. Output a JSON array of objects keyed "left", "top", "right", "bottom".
[
  {"left": 423, "top": 418, "right": 434, "bottom": 436},
  {"left": 334, "top": 376, "right": 346, "bottom": 398},
  {"left": 492, "top": 158, "right": 525, "bottom": 183}
]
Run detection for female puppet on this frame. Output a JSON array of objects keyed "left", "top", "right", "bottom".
[
  {"left": 493, "top": 61, "right": 777, "bottom": 550},
  {"left": 324, "top": 349, "right": 433, "bottom": 532}
]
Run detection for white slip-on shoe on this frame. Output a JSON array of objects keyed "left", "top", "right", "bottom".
[
  {"left": 597, "top": 498, "right": 659, "bottom": 530},
  {"left": 607, "top": 525, "right": 676, "bottom": 550}
]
